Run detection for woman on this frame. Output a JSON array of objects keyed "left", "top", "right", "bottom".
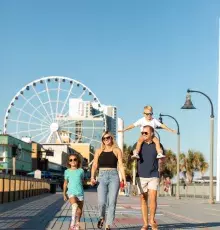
[
  {"left": 63, "top": 153, "right": 84, "bottom": 230},
  {"left": 90, "top": 131, "right": 126, "bottom": 230}
]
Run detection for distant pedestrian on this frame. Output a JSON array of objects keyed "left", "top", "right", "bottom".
[
  {"left": 63, "top": 153, "right": 84, "bottom": 230},
  {"left": 164, "top": 177, "right": 172, "bottom": 196},
  {"left": 90, "top": 131, "right": 127, "bottom": 230},
  {"left": 125, "top": 174, "right": 131, "bottom": 197}
]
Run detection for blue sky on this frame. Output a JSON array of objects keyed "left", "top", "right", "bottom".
[{"left": 1, "top": 1, "right": 220, "bottom": 174}]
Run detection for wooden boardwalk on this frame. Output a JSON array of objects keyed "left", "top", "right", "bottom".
[{"left": 0, "top": 189, "right": 220, "bottom": 229}]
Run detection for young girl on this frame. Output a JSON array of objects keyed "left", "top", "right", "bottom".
[
  {"left": 63, "top": 153, "right": 84, "bottom": 230},
  {"left": 119, "top": 105, "right": 176, "bottom": 159}
]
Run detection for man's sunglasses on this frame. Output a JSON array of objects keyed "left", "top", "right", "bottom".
[
  {"left": 141, "top": 132, "right": 149, "bottom": 135},
  {"left": 69, "top": 158, "right": 77, "bottom": 162},
  {"left": 102, "top": 136, "right": 112, "bottom": 141},
  {"left": 144, "top": 112, "right": 153, "bottom": 116}
]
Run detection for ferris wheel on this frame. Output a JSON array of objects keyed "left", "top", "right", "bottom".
[{"left": 3, "top": 76, "right": 106, "bottom": 148}]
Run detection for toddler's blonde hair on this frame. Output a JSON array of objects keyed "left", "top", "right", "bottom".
[{"left": 144, "top": 105, "right": 153, "bottom": 112}]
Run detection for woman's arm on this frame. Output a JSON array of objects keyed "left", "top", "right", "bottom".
[
  {"left": 90, "top": 149, "right": 100, "bottom": 185},
  {"left": 115, "top": 148, "right": 126, "bottom": 184}
]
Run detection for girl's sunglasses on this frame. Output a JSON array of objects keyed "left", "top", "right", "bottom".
[
  {"left": 102, "top": 136, "right": 111, "bottom": 141},
  {"left": 69, "top": 158, "right": 77, "bottom": 162}
]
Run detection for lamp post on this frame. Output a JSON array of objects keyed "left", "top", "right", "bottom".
[
  {"left": 181, "top": 89, "right": 214, "bottom": 204},
  {"left": 159, "top": 113, "right": 180, "bottom": 199}
]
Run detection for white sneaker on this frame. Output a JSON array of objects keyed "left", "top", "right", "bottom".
[
  {"left": 157, "top": 153, "right": 165, "bottom": 159},
  {"left": 131, "top": 149, "right": 140, "bottom": 159}
]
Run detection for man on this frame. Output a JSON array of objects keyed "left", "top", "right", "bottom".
[{"left": 135, "top": 125, "right": 162, "bottom": 230}]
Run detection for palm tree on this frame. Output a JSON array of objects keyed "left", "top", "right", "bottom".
[
  {"left": 123, "top": 144, "right": 133, "bottom": 177},
  {"left": 179, "top": 150, "right": 209, "bottom": 183},
  {"left": 193, "top": 151, "right": 209, "bottom": 177},
  {"left": 160, "top": 149, "right": 177, "bottom": 179}
]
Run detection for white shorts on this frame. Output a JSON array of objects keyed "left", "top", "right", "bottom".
[
  {"left": 68, "top": 194, "right": 84, "bottom": 201},
  {"left": 136, "top": 177, "right": 159, "bottom": 194}
]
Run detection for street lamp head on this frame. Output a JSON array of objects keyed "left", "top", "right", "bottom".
[
  {"left": 181, "top": 92, "right": 196, "bottom": 109},
  {"left": 156, "top": 114, "right": 163, "bottom": 129}
]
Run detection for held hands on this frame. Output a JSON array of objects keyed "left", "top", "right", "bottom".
[
  {"left": 172, "top": 130, "right": 177, "bottom": 134},
  {"left": 90, "top": 177, "right": 97, "bottom": 186}
]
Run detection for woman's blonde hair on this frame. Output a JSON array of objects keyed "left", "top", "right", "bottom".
[
  {"left": 100, "top": 131, "right": 119, "bottom": 151},
  {"left": 66, "top": 153, "right": 82, "bottom": 169}
]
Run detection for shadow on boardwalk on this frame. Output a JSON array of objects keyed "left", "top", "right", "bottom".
[
  {"left": 0, "top": 194, "right": 64, "bottom": 230},
  {"left": 122, "top": 222, "right": 220, "bottom": 229},
  {"left": 1, "top": 191, "right": 220, "bottom": 229}
]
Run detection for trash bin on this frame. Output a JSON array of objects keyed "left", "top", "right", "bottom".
[{"left": 50, "top": 183, "right": 56, "bottom": 194}]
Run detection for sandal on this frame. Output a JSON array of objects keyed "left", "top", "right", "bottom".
[
  {"left": 141, "top": 226, "right": 148, "bottom": 230},
  {"left": 149, "top": 221, "right": 158, "bottom": 230},
  {"left": 97, "top": 219, "right": 104, "bottom": 229}
]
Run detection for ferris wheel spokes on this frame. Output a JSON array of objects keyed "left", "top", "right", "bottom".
[
  {"left": 14, "top": 106, "right": 51, "bottom": 126},
  {"left": 59, "top": 83, "right": 74, "bottom": 116},
  {"left": 4, "top": 76, "right": 107, "bottom": 146},
  {"left": 45, "top": 80, "right": 55, "bottom": 122},
  {"left": 55, "top": 80, "right": 61, "bottom": 122},
  {"left": 19, "top": 93, "right": 53, "bottom": 124},
  {"left": 38, "top": 130, "right": 52, "bottom": 143},
  {"left": 7, "top": 119, "right": 49, "bottom": 128},
  {"left": 31, "top": 85, "right": 54, "bottom": 123}
]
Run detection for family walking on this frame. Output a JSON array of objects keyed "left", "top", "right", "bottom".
[{"left": 63, "top": 105, "right": 175, "bottom": 230}]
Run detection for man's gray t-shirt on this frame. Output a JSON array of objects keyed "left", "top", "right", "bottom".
[{"left": 136, "top": 142, "right": 159, "bottom": 178}]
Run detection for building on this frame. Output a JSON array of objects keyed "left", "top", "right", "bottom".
[
  {"left": 102, "top": 105, "right": 117, "bottom": 138},
  {"left": 69, "top": 98, "right": 93, "bottom": 118},
  {"left": 41, "top": 144, "right": 71, "bottom": 175},
  {"left": 0, "top": 134, "right": 32, "bottom": 175}
]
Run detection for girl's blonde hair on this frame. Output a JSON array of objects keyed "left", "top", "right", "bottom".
[
  {"left": 100, "top": 131, "right": 119, "bottom": 151},
  {"left": 66, "top": 153, "right": 82, "bottom": 169},
  {"left": 144, "top": 105, "right": 153, "bottom": 112}
]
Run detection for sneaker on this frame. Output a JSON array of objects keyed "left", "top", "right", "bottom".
[
  {"left": 131, "top": 149, "right": 140, "bottom": 159},
  {"left": 69, "top": 225, "right": 75, "bottom": 230},
  {"left": 157, "top": 153, "right": 165, "bottom": 159},
  {"left": 75, "top": 222, "right": 80, "bottom": 230}
]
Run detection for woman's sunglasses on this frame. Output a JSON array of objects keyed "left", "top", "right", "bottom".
[
  {"left": 69, "top": 158, "right": 78, "bottom": 162},
  {"left": 102, "top": 136, "right": 112, "bottom": 141}
]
